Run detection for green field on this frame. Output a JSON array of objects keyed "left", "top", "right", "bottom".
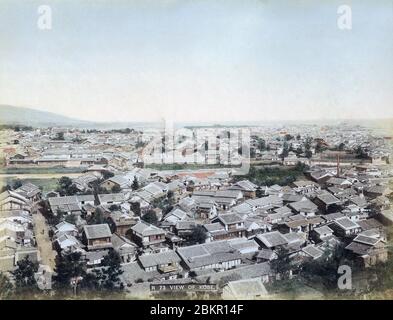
[
  {"left": 0, "top": 166, "right": 84, "bottom": 175},
  {"left": 145, "top": 163, "right": 240, "bottom": 170}
]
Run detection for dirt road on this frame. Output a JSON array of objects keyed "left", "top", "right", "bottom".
[{"left": 32, "top": 204, "right": 57, "bottom": 271}]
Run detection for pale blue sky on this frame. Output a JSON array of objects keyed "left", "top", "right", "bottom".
[{"left": 0, "top": 0, "right": 392, "bottom": 122}]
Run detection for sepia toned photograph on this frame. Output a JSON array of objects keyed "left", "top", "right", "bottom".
[{"left": 0, "top": 0, "right": 392, "bottom": 306}]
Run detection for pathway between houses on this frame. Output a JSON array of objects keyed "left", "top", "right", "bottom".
[{"left": 32, "top": 203, "right": 57, "bottom": 272}]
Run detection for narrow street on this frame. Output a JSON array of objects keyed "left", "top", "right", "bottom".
[{"left": 32, "top": 203, "right": 57, "bottom": 272}]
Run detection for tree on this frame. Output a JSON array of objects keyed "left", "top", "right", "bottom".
[
  {"left": 66, "top": 184, "right": 79, "bottom": 196},
  {"left": 102, "top": 171, "right": 114, "bottom": 180},
  {"left": 54, "top": 252, "right": 86, "bottom": 291},
  {"left": 111, "top": 185, "right": 121, "bottom": 193},
  {"left": 57, "top": 176, "right": 76, "bottom": 196},
  {"left": 188, "top": 225, "right": 207, "bottom": 245},
  {"left": 304, "top": 137, "right": 312, "bottom": 151},
  {"left": 131, "top": 176, "right": 139, "bottom": 191},
  {"left": 167, "top": 190, "right": 174, "bottom": 201},
  {"left": 109, "top": 204, "right": 120, "bottom": 211},
  {"left": 338, "top": 142, "right": 346, "bottom": 151},
  {"left": 88, "top": 207, "right": 106, "bottom": 225},
  {"left": 315, "top": 141, "right": 326, "bottom": 153},
  {"left": 305, "top": 149, "right": 313, "bottom": 159},
  {"left": 299, "top": 243, "right": 348, "bottom": 290},
  {"left": 369, "top": 248, "right": 393, "bottom": 293},
  {"left": 256, "top": 187, "right": 264, "bottom": 198},
  {"left": 12, "top": 179, "right": 22, "bottom": 190},
  {"left": 12, "top": 256, "right": 38, "bottom": 292},
  {"left": 54, "top": 132, "right": 65, "bottom": 140},
  {"left": 142, "top": 210, "right": 158, "bottom": 225},
  {"left": 257, "top": 138, "right": 266, "bottom": 151},
  {"left": 130, "top": 202, "right": 141, "bottom": 216},
  {"left": 270, "top": 247, "right": 292, "bottom": 281},
  {"left": 354, "top": 146, "right": 369, "bottom": 159},
  {"left": 250, "top": 148, "right": 256, "bottom": 158},
  {"left": 0, "top": 272, "right": 14, "bottom": 299},
  {"left": 280, "top": 142, "right": 289, "bottom": 160},
  {"left": 94, "top": 249, "right": 124, "bottom": 291}
]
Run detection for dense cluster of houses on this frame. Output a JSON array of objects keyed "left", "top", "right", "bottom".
[
  {"left": 3, "top": 123, "right": 391, "bottom": 172},
  {"left": 0, "top": 184, "right": 41, "bottom": 271},
  {"left": 1, "top": 123, "right": 392, "bottom": 299}
]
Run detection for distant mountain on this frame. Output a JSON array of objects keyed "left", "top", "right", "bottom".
[
  {"left": 0, "top": 105, "right": 92, "bottom": 127},
  {"left": 0, "top": 105, "right": 160, "bottom": 129}
]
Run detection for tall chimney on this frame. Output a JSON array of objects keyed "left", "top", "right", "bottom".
[{"left": 336, "top": 153, "right": 340, "bottom": 177}]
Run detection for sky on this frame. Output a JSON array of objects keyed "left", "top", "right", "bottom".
[{"left": 0, "top": 0, "right": 392, "bottom": 123}]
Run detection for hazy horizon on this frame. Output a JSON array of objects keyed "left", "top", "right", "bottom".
[
  {"left": 3, "top": 104, "right": 393, "bottom": 129},
  {"left": 1, "top": 0, "right": 392, "bottom": 123}
]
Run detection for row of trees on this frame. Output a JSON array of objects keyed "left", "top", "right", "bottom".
[
  {"left": 235, "top": 162, "right": 307, "bottom": 187},
  {"left": 0, "top": 250, "right": 125, "bottom": 299},
  {"left": 54, "top": 249, "right": 124, "bottom": 294},
  {"left": 0, "top": 256, "right": 39, "bottom": 299},
  {"left": 268, "top": 244, "right": 364, "bottom": 297}
]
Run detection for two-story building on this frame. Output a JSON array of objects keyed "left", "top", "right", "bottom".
[
  {"left": 83, "top": 224, "right": 113, "bottom": 251},
  {"left": 130, "top": 221, "right": 166, "bottom": 248}
]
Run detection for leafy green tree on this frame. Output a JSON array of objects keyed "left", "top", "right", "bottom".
[
  {"left": 354, "top": 146, "right": 369, "bottom": 159},
  {"left": 12, "top": 256, "right": 38, "bottom": 292},
  {"left": 54, "top": 132, "right": 65, "bottom": 140},
  {"left": 57, "top": 176, "right": 78, "bottom": 196},
  {"left": 280, "top": 142, "right": 289, "bottom": 160},
  {"left": 142, "top": 209, "right": 158, "bottom": 225},
  {"left": 12, "top": 179, "right": 23, "bottom": 190},
  {"left": 109, "top": 204, "right": 120, "bottom": 211},
  {"left": 111, "top": 185, "right": 121, "bottom": 193},
  {"left": 270, "top": 247, "right": 292, "bottom": 280},
  {"left": 88, "top": 207, "right": 106, "bottom": 225},
  {"left": 256, "top": 187, "right": 264, "bottom": 198},
  {"left": 167, "top": 190, "right": 174, "bottom": 201},
  {"left": 66, "top": 184, "right": 79, "bottom": 196},
  {"left": 315, "top": 141, "right": 327, "bottom": 153},
  {"left": 58, "top": 176, "right": 72, "bottom": 189},
  {"left": 95, "top": 249, "right": 124, "bottom": 291},
  {"left": 102, "top": 171, "right": 115, "bottom": 180},
  {"left": 131, "top": 176, "right": 139, "bottom": 191},
  {"left": 258, "top": 138, "right": 266, "bottom": 151},
  {"left": 299, "top": 244, "right": 348, "bottom": 290},
  {"left": 304, "top": 137, "right": 312, "bottom": 152},
  {"left": 53, "top": 252, "right": 86, "bottom": 290},
  {"left": 130, "top": 202, "right": 141, "bottom": 216},
  {"left": 368, "top": 249, "right": 393, "bottom": 293},
  {"left": 338, "top": 142, "right": 346, "bottom": 151},
  {"left": 188, "top": 225, "right": 207, "bottom": 245}
]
